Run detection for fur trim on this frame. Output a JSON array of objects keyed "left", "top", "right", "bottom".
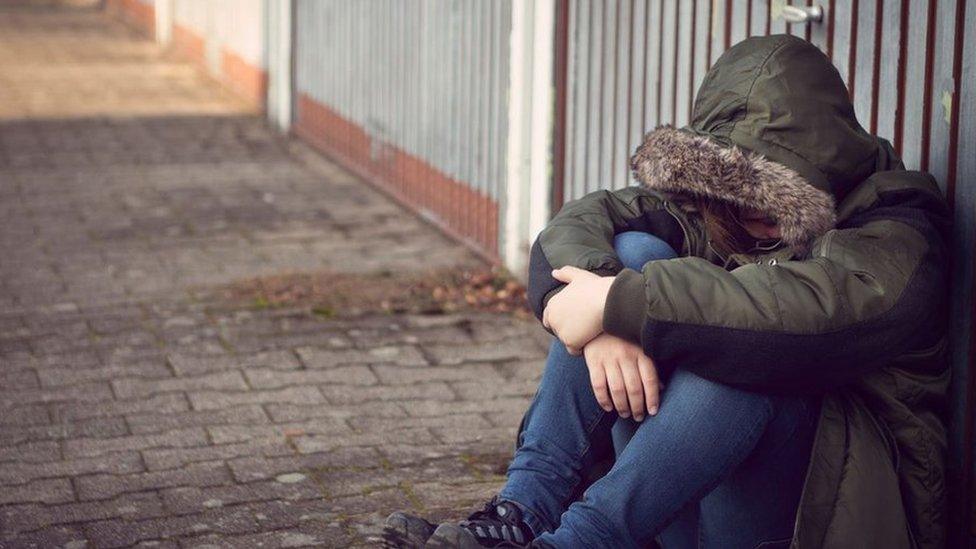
[{"left": 630, "top": 127, "right": 836, "bottom": 252}]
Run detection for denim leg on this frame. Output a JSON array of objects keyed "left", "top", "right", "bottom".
[
  {"left": 609, "top": 231, "right": 679, "bottom": 455},
  {"left": 504, "top": 230, "right": 815, "bottom": 548},
  {"left": 613, "top": 230, "right": 678, "bottom": 269},
  {"left": 610, "top": 232, "right": 818, "bottom": 548},
  {"left": 499, "top": 231, "right": 678, "bottom": 536},
  {"left": 499, "top": 339, "right": 616, "bottom": 535},
  {"left": 536, "top": 370, "right": 777, "bottom": 548},
  {"left": 695, "top": 394, "right": 820, "bottom": 548},
  {"left": 610, "top": 232, "right": 700, "bottom": 547}
]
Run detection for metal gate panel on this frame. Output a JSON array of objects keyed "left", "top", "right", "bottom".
[{"left": 292, "top": 0, "right": 511, "bottom": 257}]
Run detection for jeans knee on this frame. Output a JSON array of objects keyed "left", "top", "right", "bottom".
[
  {"left": 664, "top": 370, "right": 773, "bottom": 418},
  {"left": 613, "top": 231, "right": 678, "bottom": 270}
]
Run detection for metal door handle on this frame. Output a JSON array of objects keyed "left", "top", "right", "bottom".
[{"left": 780, "top": 5, "right": 824, "bottom": 24}]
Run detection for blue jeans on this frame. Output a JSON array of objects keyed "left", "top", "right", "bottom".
[{"left": 499, "top": 231, "right": 821, "bottom": 548}]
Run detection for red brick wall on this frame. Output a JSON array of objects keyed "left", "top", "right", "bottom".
[
  {"left": 105, "top": 0, "right": 154, "bottom": 37},
  {"left": 220, "top": 48, "right": 268, "bottom": 109},
  {"left": 171, "top": 23, "right": 205, "bottom": 68},
  {"left": 294, "top": 94, "right": 499, "bottom": 259},
  {"left": 168, "top": 25, "right": 267, "bottom": 111}
]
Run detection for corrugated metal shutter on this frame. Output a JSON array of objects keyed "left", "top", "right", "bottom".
[{"left": 291, "top": 0, "right": 511, "bottom": 257}]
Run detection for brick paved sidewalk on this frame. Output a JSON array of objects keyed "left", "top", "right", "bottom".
[{"left": 0, "top": 6, "right": 547, "bottom": 548}]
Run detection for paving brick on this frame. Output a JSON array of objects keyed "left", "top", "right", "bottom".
[
  {"left": 400, "top": 397, "right": 533, "bottom": 418},
  {"left": 1, "top": 417, "right": 129, "bottom": 446},
  {"left": 38, "top": 360, "right": 172, "bottom": 387},
  {"left": 264, "top": 401, "right": 404, "bottom": 423},
  {"left": 75, "top": 461, "right": 232, "bottom": 501},
  {"left": 63, "top": 427, "right": 210, "bottom": 459},
  {"left": 347, "top": 324, "right": 474, "bottom": 347},
  {"left": 318, "top": 487, "right": 413, "bottom": 520},
  {"left": 496, "top": 358, "right": 546, "bottom": 381},
  {"left": 83, "top": 518, "right": 164, "bottom": 549},
  {"left": 2, "top": 492, "right": 164, "bottom": 534},
  {"left": 409, "top": 480, "right": 505, "bottom": 517},
  {"left": 207, "top": 418, "right": 349, "bottom": 445},
  {"left": 290, "top": 428, "right": 438, "bottom": 455},
  {"left": 296, "top": 345, "right": 427, "bottom": 369},
  {"left": 378, "top": 442, "right": 482, "bottom": 465},
  {"left": 349, "top": 413, "right": 492, "bottom": 434},
  {"left": 152, "top": 507, "right": 260, "bottom": 540},
  {"left": 450, "top": 378, "right": 539, "bottom": 400},
  {"left": 142, "top": 441, "right": 292, "bottom": 472},
  {"left": 0, "top": 477, "right": 74, "bottom": 506},
  {"left": 0, "top": 524, "right": 88, "bottom": 549},
  {"left": 188, "top": 385, "right": 325, "bottom": 411},
  {"left": 422, "top": 337, "right": 545, "bottom": 365},
  {"left": 126, "top": 405, "right": 269, "bottom": 435},
  {"left": 0, "top": 368, "right": 39, "bottom": 389},
  {"left": 180, "top": 526, "right": 351, "bottom": 549},
  {"left": 433, "top": 425, "right": 520, "bottom": 445},
  {"left": 313, "top": 462, "right": 465, "bottom": 499},
  {"left": 0, "top": 452, "right": 144, "bottom": 485},
  {"left": 51, "top": 393, "right": 190, "bottom": 422},
  {"left": 227, "top": 449, "right": 380, "bottom": 483},
  {"left": 0, "top": 440, "right": 61, "bottom": 463},
  {"left": 0, "top": 404, "right": 51, "bottom": 426},
  {"left": 372, "top": 363, "right": 505, "bottom": 385},
  {"left": 319, "top": 382, "right": 455, "bottom": 405},
  {"left": 167, "top": 350, "right": 300, "bottom": 376},
  {"left": 0, "top": 382, "right": 114, "bottom": 409},
  {"left": 112, "top": 371, "right": 248, "bottom": 400},
  {"left": 160, "top": 481, "right": 322, "bottom": 515},
  {"left": 243, "top": 365, "right": 378, "bottom": 389}
]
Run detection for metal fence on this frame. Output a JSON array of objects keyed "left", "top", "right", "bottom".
[
  {"left": 292, "top": 0, "right": 513, "bottom": 256},
  {"left": 556, "top": 0, "right": 970, "bottom": 200}
]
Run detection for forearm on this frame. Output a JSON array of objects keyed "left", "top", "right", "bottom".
[{"left": 602, "top": 219, "right": 947, "bottom": 392}]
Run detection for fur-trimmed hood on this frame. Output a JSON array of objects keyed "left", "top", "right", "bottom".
[
  {"left": 630, "top": 35, "right": 884, "bottom": 254},
  {"left": 631, "top": 126, "right": 836, "bottom": 252}
]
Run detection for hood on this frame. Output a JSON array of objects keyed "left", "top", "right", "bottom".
[{"left": 630, "top": 34, "right": 881, "bottom": 253}]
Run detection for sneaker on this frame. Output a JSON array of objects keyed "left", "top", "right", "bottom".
[
  {"left": 425, "top": 497, "right": 535, "bottom": 548},
  {"left": 381, "top": 511, "right": 438, "bottom": 548}
]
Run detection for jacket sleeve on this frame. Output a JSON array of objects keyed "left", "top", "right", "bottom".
[
  {"left": 526, "top": 186, "right": 685, "bottom": 322},
  {"left": 603, "top": 175, "right": 950, "bottom": 393}
]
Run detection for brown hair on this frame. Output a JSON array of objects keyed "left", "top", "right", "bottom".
[{"left": 694, "top": 197, "right": 754, "bottom": 259}]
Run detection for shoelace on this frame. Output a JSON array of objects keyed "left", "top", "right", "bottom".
[{"left": 459, "top": 498, "right": 530, "bottom": 545}]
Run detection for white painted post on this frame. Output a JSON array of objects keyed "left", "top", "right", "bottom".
[
  {"left": 154, "top": 0, "right": 173, "bottom": 46},
  {"left": 528, "top": 0, "right": 555, "bottom": 248},
  {"left": 502, "top": 0, "right": 555, "bottom": 278},
  {"left": 266, "top": 0, "right": 293, "bottom": 131}
]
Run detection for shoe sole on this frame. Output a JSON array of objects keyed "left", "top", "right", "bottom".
[
  {"left": 380, "top": 512, "right": 435, "bottom": 549},
  {"left": 380, "top": 526, "right": 423, "bottom": 548},
  {"left": 425, "top": 524, "right": 481, "bottom": 549}
]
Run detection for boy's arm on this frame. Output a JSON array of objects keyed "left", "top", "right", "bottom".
[
  {"left": 602, "top": 173, "right": 950, "bottom": 393},
  {"left": 526, "top": 187, "right": 683, "bottom": 322}
]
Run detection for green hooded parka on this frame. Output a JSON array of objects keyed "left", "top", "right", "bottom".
[{"left": 526, "top": 34, "right": 951, "bottom": 548}]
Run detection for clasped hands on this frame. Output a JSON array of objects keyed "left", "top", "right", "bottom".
[{"left": 543, "top": 266, "right": 662, "bottom": 421}]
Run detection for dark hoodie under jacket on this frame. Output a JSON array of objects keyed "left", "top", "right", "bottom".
[{"left": 526, "top": 35, "right": 950, "bottom": 548}]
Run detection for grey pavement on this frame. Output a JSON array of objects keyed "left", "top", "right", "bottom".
[{"left": 0, "top": 5, "right": 547, "bottom": 548}]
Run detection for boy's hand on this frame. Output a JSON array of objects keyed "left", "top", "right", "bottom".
[
  {"left": 543, "top": 266, "right": 614, "bottom": 354},
  {"left": 583, "top": 333, "right": 661, "bottom": 421}
]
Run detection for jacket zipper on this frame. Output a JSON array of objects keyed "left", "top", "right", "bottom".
[{"left": 662, "top": 200, "right": 701, "bottom": 256}]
